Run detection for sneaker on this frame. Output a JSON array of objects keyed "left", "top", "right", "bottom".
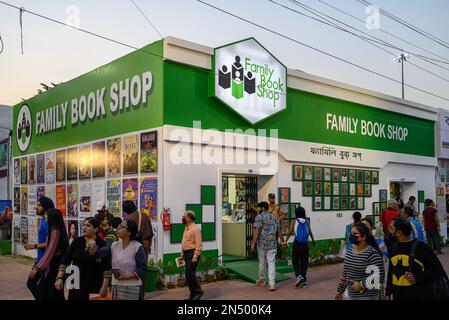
[
  {"left": 295, "top": 275, "right": 305, "bottom": 288},
  {"left": 269, "top": 284, "right": 276, "bottom": 291},
  {"left": 300, "top": 282, "right": 308, "bottom": 288},
  {"left": 256, "top": 279, "right": 265, "bottom": 286}
]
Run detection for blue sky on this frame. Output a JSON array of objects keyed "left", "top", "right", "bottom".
[{"left": 1, "top": 0, "right": 449, "bottom": 109}]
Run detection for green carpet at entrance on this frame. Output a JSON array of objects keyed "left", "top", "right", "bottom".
[
  {"left": 222, "top": 254, "right": 246, "bottom": 262},
  {"left": 225, "top": 260, "right": 291, "bottom": 283}
]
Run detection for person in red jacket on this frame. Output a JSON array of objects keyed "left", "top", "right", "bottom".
[
  {"left": 380, "top": 199, "right": 400, "bottom": 253},
  {"left": 423, "top": 199, "right": 443, "bottom": 255}
]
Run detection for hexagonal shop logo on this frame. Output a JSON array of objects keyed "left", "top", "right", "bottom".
[{"left": 214, "top": 38, "right": 287, "bottom": 124}]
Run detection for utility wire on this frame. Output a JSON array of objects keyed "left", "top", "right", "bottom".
[
  {"left": 130, "top": 0, "right": 164, "bottom": 39},
  {"left": 277, "top": 0, "right": 449, "bottom": 84},
  {"left": 0, "top": 33, "right": 4, "bottom": 54},
  {"left": 196, "top": 0, "right": 449, "bottom": 104},
  {"left": 356, "top": 0, "right": 449, "bottom": 51},
  {"left": 285, "top": 0, "right": 449, "bottom": 76},
  {"left": 0, "top": 0, "right": 163, "bottom": 59},
  {"left": 319, "top": 0, "right": 449, "bottom": 64}
]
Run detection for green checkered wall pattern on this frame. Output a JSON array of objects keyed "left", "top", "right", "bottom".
[{"left": 170, "top": 185, "right": 216, "bottom": 243}]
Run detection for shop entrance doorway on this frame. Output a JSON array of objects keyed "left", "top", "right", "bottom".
[
  {"left": 222, "top": 174, "right": 258, "bottom": 262},
  {"left": 389, "top": 180, "right": 417, "bottom": 208}
]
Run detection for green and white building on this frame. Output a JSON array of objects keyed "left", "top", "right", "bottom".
[{"left": 11, "top": 37, "right": 439, "bottom": 266}]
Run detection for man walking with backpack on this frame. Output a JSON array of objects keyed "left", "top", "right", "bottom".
[
  {"left": 251, "top": 201, "right": 284, "bottom": 291},
  {"left": 284, "top": 206, "right": 316, "bottom": 288}
]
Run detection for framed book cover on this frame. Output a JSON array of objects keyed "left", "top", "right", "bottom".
[
  {"left": 324, "top": 182, "right": 332, "bottom": 196},
  {"left": 341, "top": 168, "right": 348, "bottom": 182},
  {"left": 332, "top": 196, "right": 340, "bottom": 210},
  {"left": 303, "top": 181, "right": 313, "bottom": 196},
  {"left": 278, "top": 187, "right": 290, "bottom": 204},
  {"left": 349, "top": 196, "right": 357, "bottom": 210},
  {"left": 350, "top": 183, "right": 356, "bottom": 196},
  {"left": 292, "top": 165, "right": 303, "bottom": 181},
  {"left": 314, "top": 167, "right": 323, "bottom": 181},
  {"left": 304, "top": 166, "right": 313, "bottom": 180},
  {"left": 332, "top": 168, "right": 340, "bottom": 182},
  {"left": 333, "top": 182, "right": 340, "bottom": 196},
  {"left": 140, "top": 131, "right": 158, "bottom": 174},
  {"left": 79, "top": 144, "right": 92, "bottom": 180},
  {"left": 66, "top": 147, "right": 79, "bottom": 181},
  {"left": 323, "top": 197, "right": 331, "bottom": 210},
  {"left": 357, "top": 184, "right": 364, "bottom": 197},
  {"left": 314, "top": 181, "right": 323, "bottom": 196},
  {"left": 324, "top": 168, "right": 331, "bottom": 181},
  {"left": 364, "top": 171, "right": 371, "bottom": 184},
  {"left": 341, "top": 197, "right": 348, "bottom": 210},
  {"left": 372, "top": 202, "right": 381, "bottom": 216},
  {"left": 357, "top": 197, "right": 364, "bottom": 210},
  {"left": 379, "top": 189, "right": 388, "bottom": 203},
  {"left": 348, "top": 169, "right": 356, "bottom": 183},
  {"left": 365, "top": 184, "right": 371, "bottom": 197},
  {"left": 290, "top": 203, "right": 301, "bottom": 219},
  {"left": 280, "top": 203, "right": 289, "bottom": 219},
  {"left": 92, "top": 141, "right": 106, "bottom": 178},
  {"left": 356, "top": 170, "right": 364, "bottom": 183},
  {"left": 341, "top": 183, "right": 348, "bottom": 196},
  {"left": 56, "top": 150, "right": 66, "bottom": 182},
  {"left": 313, "top": 196, "right": 322, "bottom": 211},
  {"left": 372, "top": 171, "right": 379, "bottom": 184}
]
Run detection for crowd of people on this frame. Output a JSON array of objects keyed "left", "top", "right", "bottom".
[{"left": 12, "top": 192, "right": 449, "bottom": 300}]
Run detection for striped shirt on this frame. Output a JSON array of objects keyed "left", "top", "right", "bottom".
[{"left": 337, "top": 245, "right": 385, "bottom": 299}]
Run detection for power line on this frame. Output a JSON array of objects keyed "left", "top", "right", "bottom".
[
  {"left": 285, "top": 0, "right": 449, "bottom": 74},
  {"left": 318, "top": 0, "right": 449, "bottom": 65},
  {"left": 130, "top": 0, "right": 164, "bottom": 39},
  {"left": 0, "top": 0, "right": 163, "bottom": 60},
  {"left": 356, "top": 0, "right": 449, "bottom": 51},
  {"left": 271, "top": 0, "right": 449, "bottom": 85},
  {"left": 196, "top": 0, "right": 449, "bottom": 104}
]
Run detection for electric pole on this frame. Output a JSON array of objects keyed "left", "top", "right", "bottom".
[{"left": 395, "top": 53, "right": 410, "bottom": 99}]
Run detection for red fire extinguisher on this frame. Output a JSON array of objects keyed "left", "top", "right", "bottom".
[{"left": 161, "top": 208, "right": 171, "bottom": 231}]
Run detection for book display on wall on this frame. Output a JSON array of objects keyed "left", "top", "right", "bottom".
[{"left": 292, "top": 165, "right": 379, "bottom": 211}]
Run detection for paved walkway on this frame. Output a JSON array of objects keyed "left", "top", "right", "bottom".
[{"left": 1, "top": 247, "right": 448, "bottom": 300}]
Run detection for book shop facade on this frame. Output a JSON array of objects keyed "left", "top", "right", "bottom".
[{"left": 11, "top": 37, "right": 439, "bottom": 264}]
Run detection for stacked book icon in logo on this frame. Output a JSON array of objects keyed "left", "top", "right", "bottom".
[{"left": 219, "top": 55, "right": 256, "bottom": 99}]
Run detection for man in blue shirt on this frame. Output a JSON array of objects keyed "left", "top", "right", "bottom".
[
  {"left": 23, "top": 196, "right": 54, "bottom": 299},
  {"left": 401, "top": 206, "right": 426, "bottom": 242}
]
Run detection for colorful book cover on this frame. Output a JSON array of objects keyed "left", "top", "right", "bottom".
[
  {"left": 107, "top": 180, "right": 121, "bottom": 217},
  {"left": 107, "top": 138, "right": 121, "bottom": 177},
  {"left": 68, "top": 220, "right": 79, "bottom": 245},
  {"left": 46, "top": 185, "right": 56, "bottom": 204},
  {"left": 37, "top": 186, "right": 45, "bottom": 203},
  {"left": 13, "top": 187, "right": 20, "bottom": 215},
  {"left": 45, "top": 152, "right": 56, "bottom": 184},
  {"left": 56, "top": 150, "right": 66, "bottom": 182},
  {"left": 20, "top": 187, "right": 28, "bottom": 215},
  {"left": 140, "top": 131, "right": 158, "bottom": 174},
  {"left": 28, "top": 186, "right": 37, "bottom": 216},
  {"left": 122, "top": 178, "right": 138, "bottom": 216},
  {"left": 140, "top": 177, "right": 157, "bottom": 219},
  {"left": 56, "top": 185, "right": 67, "bottom": 216},
  {"left": 36, "top": 154, "right": 45, "bottom": 184},
  {"left": 14, "top": 158, "right": 20, "bottom": 185},
  {"left": 123, "top": 135, "right": 138, "bottom": 175},
  {"left": 79, "top": 183, "right": 91, "bottom": 218},
  {"left": 28, "top": 216, "right": 38, "bottom": 244},
  {"left": 20, "top": 216, "right": 28, "bottom": 244},
  {"left": 13, "top": 217, "right": 20, "bottom": 242},
  {"left": 92, "top": 181, "right": 106, "bottom": 214},
  {"left": 92, "top": 141, "right": 106, "bottom": 178},
  {"left": 67, "top": 183, "right": 79, "bottom": 217},
  {"left": 67, "top": 147, "right": 79, "bottom": 181},
  {"left": 28, "top": 156, "right": 36, "bottom": 184},
  {"left": 21, "top": 157, "right": 27, "bottom": 184},
  {"left": 79, "top": 144, "right": 91, "bottom": 180}
]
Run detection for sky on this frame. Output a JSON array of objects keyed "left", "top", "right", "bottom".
[{"left": 1, "top": 0, "right": 449, "bottom": 109}]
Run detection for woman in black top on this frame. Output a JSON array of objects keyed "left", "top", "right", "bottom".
[{"left": 55, "top": 217, "right": 111, "bottom": 300}]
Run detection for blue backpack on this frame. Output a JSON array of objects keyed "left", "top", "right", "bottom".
[{"left": 295, "top": 218, "right": 309, "bottom": 243}]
